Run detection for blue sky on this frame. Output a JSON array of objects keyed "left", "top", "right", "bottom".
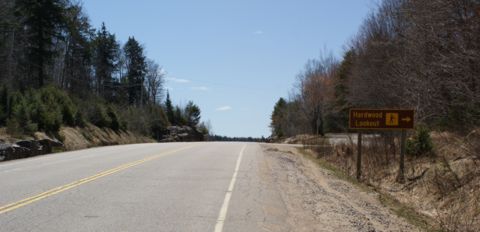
[{"left": 82, "top": 0, "right": 374, "bottom": 137}]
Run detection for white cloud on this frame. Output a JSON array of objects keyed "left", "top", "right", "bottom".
[
  {"left": 166, "top": 77, "right": 190, "bottom": 83},
  {"left": 216, "top": 106, "right": 232, "bottom": 111},
  {"left": 254, "top": 30, "right": 264, "bottom": 35},
  {"left": 191, "top": 86, "right": 209, "bottom": 91}
]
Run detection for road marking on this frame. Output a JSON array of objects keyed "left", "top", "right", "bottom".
[
  {"left": 214, "top": 144, "right": 246, "bottom": 232},
  {"left": 0, "top": 145, "right": 195, "bottom": 215}
]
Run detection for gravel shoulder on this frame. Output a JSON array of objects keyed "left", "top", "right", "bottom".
[{"left": 261, "top": 144, "right": 419, "bottom": 232}]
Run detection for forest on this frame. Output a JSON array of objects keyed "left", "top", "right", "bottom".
[
  {"left": 270, "top": 0, "right": 479, "bottom": 138},
  {"left": 0, "top": 0, "right": 208, "bottom": 140}
]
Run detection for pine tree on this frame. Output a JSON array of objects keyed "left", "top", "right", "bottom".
[
  {"left": 334, "top": 50, "right": 353, "bottom": 111},
  {"left": 270, "top": 98, "right": 287, "bottom": 138},
  {"left": 124, "top": 37, "right": 146, "bottom": 105},
  {"left": 164, "top": 91, "right": 175, "bottom": 125},
  {"left": 0, "top": 0, "right": 16, "bottom": 83},
  {"left": 15, "top": 0, "right": 66, "bottom": 87},
  {"left": 329, "top": 50, "right": 354, "bottom": 131},
  {"left": 63, "top": 3, "right": 93, "bottom": 97},
  {"left": 185, "top": 101, "right": 201, "bottom": 127},
  {"left": 174, "top": 106, "right": 185, "bottom": 126},
  {"left": 93, "top": 22, "right": 119, "bottom": 100}
]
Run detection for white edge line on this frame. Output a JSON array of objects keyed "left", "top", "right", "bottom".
[{"left": 214, "top": 144, "right": 247, "bottom": 232}]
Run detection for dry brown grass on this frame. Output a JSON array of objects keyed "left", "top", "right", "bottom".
[
  {"left": 303, "top": 129, "right": 480, "bottom": 231},
  {"left": 60, "top": 124, "right": 155, "bottom": 150},
  {"left": 1, "top": 124, "right": 155, "bottom": 152}
]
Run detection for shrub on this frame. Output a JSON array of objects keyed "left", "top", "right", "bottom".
[
  {"left": 6, "top": 118, "right": 21, "bottom": 136},
  {"left": 149, "top": 105, "right": 169, "bottom": 139},
  {"left": 24, "top": 121, "right": 38, "bottom": 134},
  {"left": 3, "top": 87, "right": 74, "bottom": 134},
  {"left": 120, "top": 107, "right": 146, "bottom": 134},
  {"left": 6, "top": 117, "right": 37, "bottom": 136},
  {"left": 197, "top": 122, "right": 209, "bottom": 135},
  {"left": 406, "top": 126, "right": 434, "bottom": 156},
  {"left": 10, "top": 94, "right": 29, "bottom": 123},
  {"left": 36, "top": 103, "right": 62, "bottom": 132},
  {"left": 150, "top": 119, "right": 168, "bottom": 140},
  {"left": 26, "top": 86, "right": 77, "bottom": 133},
  {"left": 62, "top": 104, "right": 76, "bottom": 126},
  {"left": 8, "top": 93, "right": 38, "bottom": 135},
  {"left": 107, "top": 107, "right": 120, "bottom": 131},
  {"left": 74, "top": 111, "right": 86, "bottom": 127},
  {"left": 89, "top": 103, "right": 110, "bottom": 128}
]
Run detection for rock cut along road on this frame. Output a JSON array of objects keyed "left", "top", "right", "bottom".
[{"left": 0, "top": 142, "right": 417, "bottom": 232}]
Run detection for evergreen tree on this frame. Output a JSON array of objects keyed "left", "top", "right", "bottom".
[
  {"left": 174, "top": 106, "right": 185, "bottom": 125},
  {"left": 270, "top": 98, "right": 287, "bottom": 138},
  {"left": 93, "top": 23, "right": 119, "bottom": 100},
  {"left": 164, "top": 91, "right": 175, "bottom": 125},
  {"left": 15, "top": 0, "right": 66, "bottom": 87},
  {"left": 63, "top": 3, "right": 94, "bottom": 97},
  {"left": 185, "top": 101, "right": 201, "bottom": 127},
  {"left": 149, "top": 105, "right": 168, "bottom": 140},
  {"left": 327, "top": 50, "right": 354, "bottom": 131},
  {"left": 334, "top": 50, "right": 353, "bottom": 111},
  {"left": 0, "top": 0, "right": 16, "bottom": 83},
  {"left": 123, "top": 37, "right": 146, "bottom": 105}
]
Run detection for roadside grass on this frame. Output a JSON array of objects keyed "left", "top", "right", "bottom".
[
  {"left": 377, "top": 193, "right": 437, "bottom": 232},
  {"left": 52, "top": 147, "right": 66, "bottom": 153},
  {"left": 296, "top": 147, "right": 368, "bottom": 191},
  {"left": 295, "top": 147, "right": 439, "bottom": 232}
]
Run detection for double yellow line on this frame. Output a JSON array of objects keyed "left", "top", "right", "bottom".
[{"left": 0, "top": 145, "right": 195, "bottom": 215}]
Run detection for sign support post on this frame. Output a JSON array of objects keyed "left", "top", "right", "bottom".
[
  {"left": 397, "top": 130, "right": 407, "bottom": 183},
  {"left": 356, "top": 132, "right": 362, "bottom": 180},
  {"left": 349, "top": 109, "right": 414, "bottom": 183}
]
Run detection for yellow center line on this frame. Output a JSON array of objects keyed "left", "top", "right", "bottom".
[{"left": 0, "top": 145, "right": 196, "bottom": 215}]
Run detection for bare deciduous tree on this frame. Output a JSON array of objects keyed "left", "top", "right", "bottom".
[
  {"left": 145, "top": 59, "right": 165, "bottom": 105},
  {"left": 295, "top": 53, "right": 337, "bottom": 135}
]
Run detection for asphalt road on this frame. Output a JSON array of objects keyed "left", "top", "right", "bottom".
[{"left": 0, "top": 142, "right": 289, "bottom": 232}]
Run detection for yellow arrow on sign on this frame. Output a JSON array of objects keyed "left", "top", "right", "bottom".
[{"left": 401, "top": 117, "right": 411, "bottom": 122}]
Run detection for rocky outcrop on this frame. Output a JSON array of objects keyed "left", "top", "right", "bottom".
[
  {"left": 16, "top": 140, "right": 43, "bottom": 156},
  {"left": 0, "top": 138, "right": 64, "bottom": 161},
  {"left": 0, "top": 124, "right": 202, "bottom": 162},
  {"left": 160, "top": 126, "right": 205, "bottom": 142},
  {"left": 0, "top": 143, "right": 29, "bottom": 161}
]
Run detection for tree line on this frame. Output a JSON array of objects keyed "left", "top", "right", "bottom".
[
  {"left": 271, "top": 0, "right": 479, "bottom": 138},
  {"left": 0, "top": 0, "right": 208, "bottom": 139},
  {"left": 208, "top": 135, "right": 268, "bottom": 143}
]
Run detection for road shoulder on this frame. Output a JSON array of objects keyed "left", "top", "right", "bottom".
[{"left": 261, "top": 144, "right": 419, "bottom": 232}]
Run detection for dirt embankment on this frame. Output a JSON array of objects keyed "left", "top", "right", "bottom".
[
  {"left": 262, "top": 144, "right": 418, "bottom": 232},
  {"left": 1, "top": 124, "right": 154, "bottom": 152},
  {"left": 59, "top": 124, "right": 154, "bottom": 150}
]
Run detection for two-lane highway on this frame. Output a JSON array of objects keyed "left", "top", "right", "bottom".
[{"left": 0, "top": 142, "right": 288, "bottom": 232}]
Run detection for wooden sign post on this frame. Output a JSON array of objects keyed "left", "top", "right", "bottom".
[
  {"left": 356, "top": 132, "right": 362, "bottom": 180},
  {"left": 349, "top": 109, "right": 414, "bottom": 181}
]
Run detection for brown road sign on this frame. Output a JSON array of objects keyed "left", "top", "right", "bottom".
[{"left": 349, "top": 109, "right": 414, "bottom": 130}]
